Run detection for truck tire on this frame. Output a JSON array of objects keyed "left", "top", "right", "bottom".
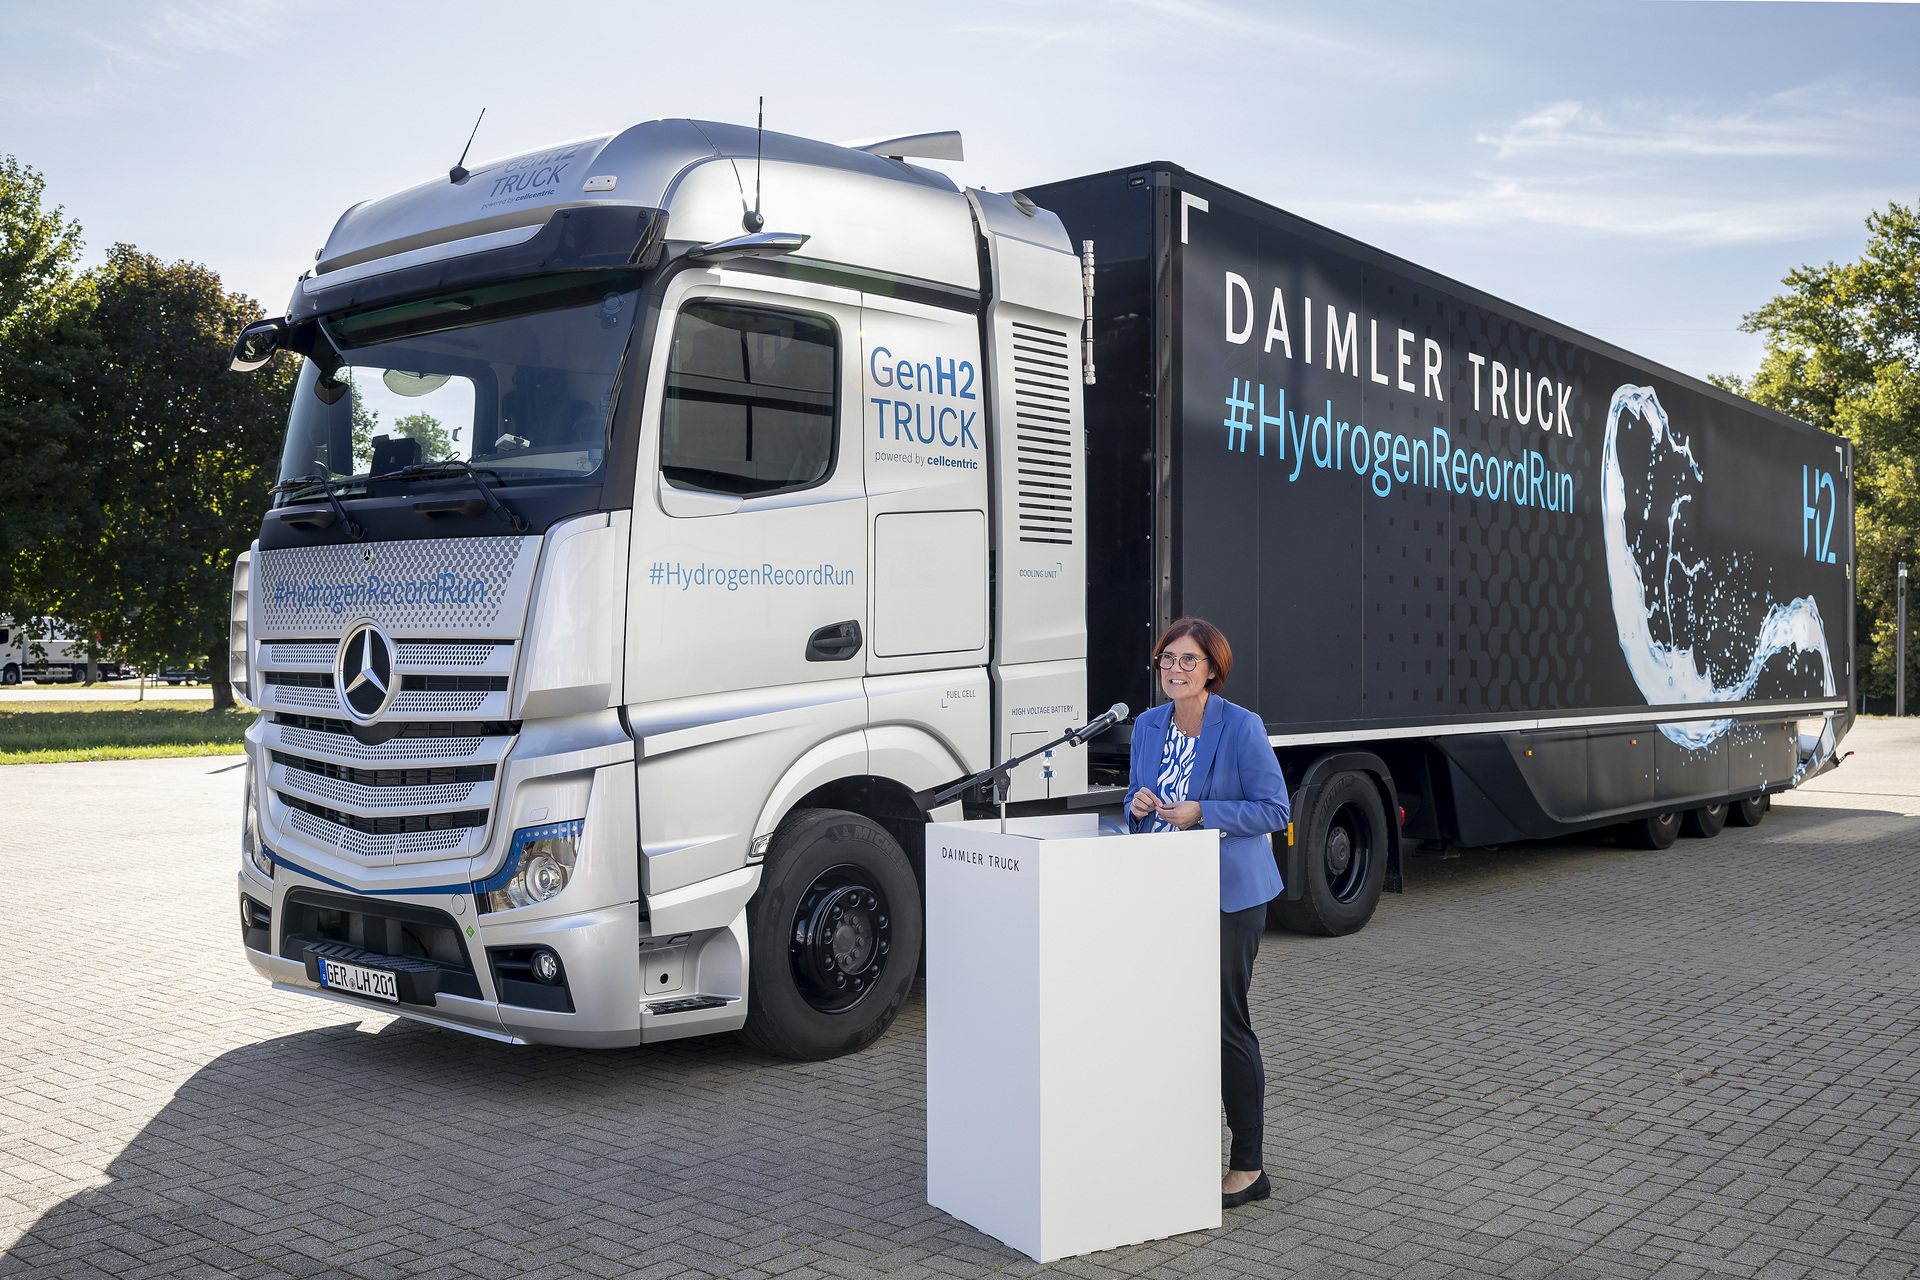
[
  {"left": 1268, "top": 771, "right": 1388, "bottom": 937},
  {"left": 1681, "top": 803, "right": 1728, "bottom": 838},
  {"left": 1, "top": 664, "right": 17, "bottom": 685},
  {"left": 740, "top": 808, "right": 922, "bottom": 1061},
  {"left": 1727, "top": 794, "right": 1768, "bottom": 827},
  {"left": 1625, "top": 811, "right": 1681, "bottom": 849}
]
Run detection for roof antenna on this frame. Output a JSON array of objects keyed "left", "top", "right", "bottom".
[
  {"left": 742, "top": 97, "right": 765, "bottom": 232},
  {"left": 449, "top": 108, "right": 486, "bottom": 184}
]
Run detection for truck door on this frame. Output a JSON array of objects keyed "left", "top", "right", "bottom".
[
  {"left": 860, "top": 294, "right": 992, "bottom": 782},
  {"left": 625, "top": 274, "right": 868, "bottom": 890}
]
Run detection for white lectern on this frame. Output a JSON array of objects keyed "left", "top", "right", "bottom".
[{"left": 925, "top": 814, "right": 1221, "bottom": 1262}]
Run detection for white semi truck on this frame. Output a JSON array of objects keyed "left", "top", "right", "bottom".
[{"left": 228, "top": 118, "right": 1851, "bottom": 1059}]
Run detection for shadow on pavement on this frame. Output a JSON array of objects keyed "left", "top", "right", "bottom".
[
  {"left": 1, "top": 1002, "right": 965, "bottom": 1278},
  {"left": 1393, "top": 794, "right": 1909, "bottom": 889}
]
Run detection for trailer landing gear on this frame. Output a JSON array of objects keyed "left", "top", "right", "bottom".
[{"left": 741, "top": 808, "right": 921, "bottom": 1061}]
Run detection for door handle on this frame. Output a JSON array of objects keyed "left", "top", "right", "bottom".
[{"left": 805, "top": 620, "right": 862, "bottom": 662}]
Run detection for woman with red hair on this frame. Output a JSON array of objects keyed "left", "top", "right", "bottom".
[{"left": 1126, "top": 616, "right": 1289, "bottom": 1209}]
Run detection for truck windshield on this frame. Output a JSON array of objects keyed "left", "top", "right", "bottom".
[{"left": 276, "top": 271, "right": 643, "bottom": 495}]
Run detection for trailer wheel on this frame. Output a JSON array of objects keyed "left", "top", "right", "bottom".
[
  {"left": 1727, "top": 794, "right": 1768, "bottom": 827},
  {"left": 740, "top": 808, "right": 921, "bottom": 1061},
  {"left": 1, "top": 664, "right": 17, "bottom": 685},
  {"left": 1625, "top": 812, "right": 1681, "bottom": 849},
  {"left": 1268, "top": 771, "right": 1388, "bottom": 936},
  {"left": 1681, "top": 803, "right": 1728, "bottom": 838}
]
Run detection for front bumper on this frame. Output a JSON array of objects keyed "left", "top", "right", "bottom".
[{"left": 239, "top": 874, "right": 749, "bottom": 1048}]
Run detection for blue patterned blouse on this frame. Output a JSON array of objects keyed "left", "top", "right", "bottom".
[{"left": 1149, "top": 724, "right": 1200, "bottom": 832}]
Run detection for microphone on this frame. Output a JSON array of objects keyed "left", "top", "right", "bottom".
[
  {"left": 1068, "top": 702, "right": 1129, "bottom": 745},
  {"left": 923, "top": 703, "right": 1131, "bottom": 810}
]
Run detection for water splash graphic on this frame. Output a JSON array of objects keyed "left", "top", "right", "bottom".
[{"left": 1601, "top": 385, "right": 1834, "bottom": 748}]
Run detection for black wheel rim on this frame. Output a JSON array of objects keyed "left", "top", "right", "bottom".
[
  {"left": 788, "top": 863, "right": 893, "bottom": 1014},
  {"left": 1323, "top": 802, "right": 1373, "bottom": 903}
]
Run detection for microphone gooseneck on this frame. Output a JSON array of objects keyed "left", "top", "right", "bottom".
[
  {"left": 1069, "top": 702, "right": 1129, "bottom": 745},
  {"left": 924, "top": 703, "right": 1133, "bottom": 809}
]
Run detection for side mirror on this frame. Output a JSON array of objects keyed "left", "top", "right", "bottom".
[
  {"left": 687, "top": 231, "right": 810, "bottom": 263},
  {"left": 230, "top": 318, "right": 286, "bottom": 372}
]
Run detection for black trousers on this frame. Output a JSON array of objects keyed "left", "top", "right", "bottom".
[{"left": 1221, "top": 900, "right": 1267, "bottom": 1172}]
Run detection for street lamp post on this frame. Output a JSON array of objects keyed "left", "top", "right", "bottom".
[{"left": 1899, "top": 561, "right": 1909, "bottom": 718}]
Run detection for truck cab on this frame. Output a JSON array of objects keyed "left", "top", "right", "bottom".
[{"left": 230, "top": 120, "right": 1089, "bottom": 1057}]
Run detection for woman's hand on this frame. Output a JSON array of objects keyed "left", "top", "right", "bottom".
[
  {"left": 1155, "top": 800, "right": 1203, "bottom": 829},
  {"left": 1129, "top": 786, "right": 1161, "bottom": 819}
]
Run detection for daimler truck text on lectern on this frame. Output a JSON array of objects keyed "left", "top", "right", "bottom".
[{"left": 227, "top": 120, "right": 1852, "bottom": 1059}]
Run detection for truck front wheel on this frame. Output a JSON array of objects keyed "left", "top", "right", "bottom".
[
  {"left": 1268, "top": 771, "right": 1388, "bottom": 936},
  {"left": 740, "top": 808, "right": 922, "bottom": 1061},
  {"left": 1, "top": 664, "right": 17, "bottom": 685}
]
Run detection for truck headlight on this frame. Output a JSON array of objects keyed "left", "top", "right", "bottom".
[
  {"left": 477, "top": 820, "right": 583, "bottom": 913},
  {"left": 242, "top": 775, "right": 272, "bottom": 880}
]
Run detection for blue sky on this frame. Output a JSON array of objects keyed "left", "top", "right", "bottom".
[{"left": 4, "top": 0, "right": 1915, "bottom": 382}]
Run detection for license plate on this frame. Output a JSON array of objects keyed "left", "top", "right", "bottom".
[{"left": 318, "top": 956, "right": 399, "bottom": 1003}]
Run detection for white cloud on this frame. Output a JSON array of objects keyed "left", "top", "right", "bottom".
[
  {"left": 1317, "top": 176, "right": 1888, "bottom": 246},
  {"left": 0, "top": 3, "right": 296, "bottom": 118},
  {"left": 141, "top": 2, "right": 297, "bottom": 59},
  {"left": 1479, "top": 81, "right": 1920, "bottom": 160},
  {"left": 946, "top": 0, "right": 1433, "bottom": 75},
  {"left": 1315, "top": 79, "right": 1920, "bottom": 247}
]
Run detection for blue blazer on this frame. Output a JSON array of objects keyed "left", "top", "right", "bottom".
[{"left": 1126, "top": 696, "right": 1289, "bottom": 913}]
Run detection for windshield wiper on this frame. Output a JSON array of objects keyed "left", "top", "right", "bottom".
[
  {"left": 384, "top": 460, "right": 530, "bottom": 533},
  {"left": 271, "top": 474, "right": 366, "bottom": 540}
]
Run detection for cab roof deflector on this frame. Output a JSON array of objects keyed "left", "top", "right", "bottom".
[{"left": 841, "top": 131, "right": 964, "bottom": 162}]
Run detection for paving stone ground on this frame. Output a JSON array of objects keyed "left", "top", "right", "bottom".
[{"left": 3, "top": 720, "right": 1918, "bottom": 1280}]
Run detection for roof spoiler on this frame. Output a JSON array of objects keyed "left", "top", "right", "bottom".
[{"left": 841, "top": 130, "right": 964, "bottom": 163}]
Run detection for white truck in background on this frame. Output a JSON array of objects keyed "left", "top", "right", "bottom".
[{"left": 1, "top": 618, "right": 122, "bottom": 684}]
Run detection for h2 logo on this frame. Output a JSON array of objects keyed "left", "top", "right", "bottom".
[{"left": 1803, "top": 466, "right": 1838, "bottom": 564}]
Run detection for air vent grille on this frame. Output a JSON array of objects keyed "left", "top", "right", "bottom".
[{"left": 1010, "top": 322, "right": 1075, "bottom": 546}]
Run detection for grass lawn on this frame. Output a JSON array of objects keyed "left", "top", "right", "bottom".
[{"left": 0, "top": 699, "right": 252, "bottom": 764}]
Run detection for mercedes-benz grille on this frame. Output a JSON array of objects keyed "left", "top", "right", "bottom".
[{"left": 257, "top": 638, "right": 517, "bottom": 863}]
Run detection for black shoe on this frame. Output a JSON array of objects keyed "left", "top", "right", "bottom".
[{"left": 1222, "top": 1171, "right": 1270, "bottom": 1208}]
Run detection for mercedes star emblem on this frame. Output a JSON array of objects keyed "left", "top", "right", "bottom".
[{"left": 335, "top": 621, "right": 398, "bottom": 722}]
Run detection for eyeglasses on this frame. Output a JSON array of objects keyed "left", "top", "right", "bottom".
[{"left": 1154, "top": 653, "right": 1207, "bottom": 672}]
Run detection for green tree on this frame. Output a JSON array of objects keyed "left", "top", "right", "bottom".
[
  {"left": 0, "top": 155, "right": 93, "bottom": 612},
  {"left": 347, "top": 371, "right": 378, "bottom": 472},
  {"left": 394, "top": 411, "right": 451, "bottom": 460},
  {"left": 15, "top": 245, "right": 298, "bottom": 708},
  {"left": 1718, "top": 201, "right": 1920, "bottom": 711}
]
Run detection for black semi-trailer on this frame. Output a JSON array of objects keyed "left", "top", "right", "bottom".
[{"left": 1030, "top": 162, "right": 1853, "bottom": 934}]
